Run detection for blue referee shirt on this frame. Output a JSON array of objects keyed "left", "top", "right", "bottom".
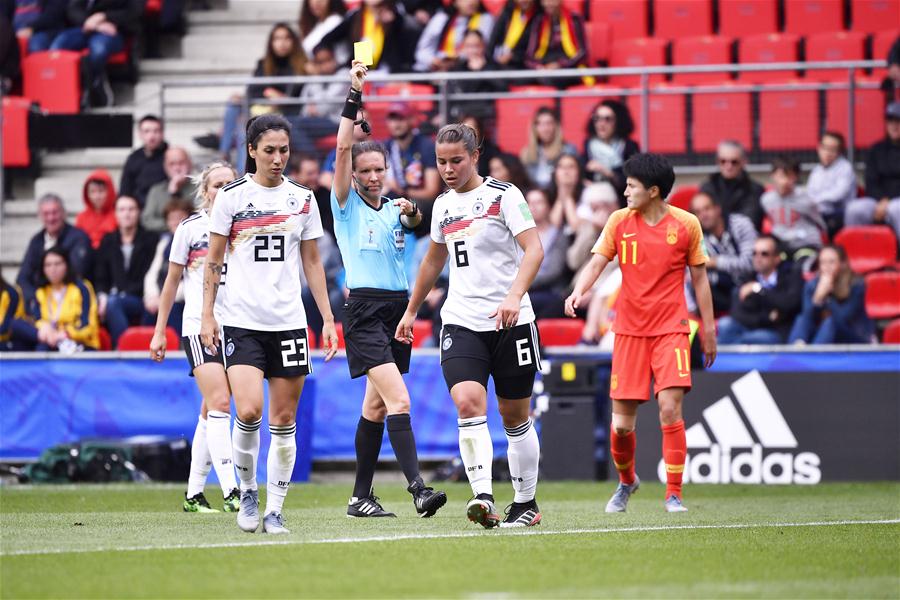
[{"left": 331, "top": 187, "right": 410, "bottom": 291}]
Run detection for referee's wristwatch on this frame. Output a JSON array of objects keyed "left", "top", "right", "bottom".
[
  {"left": 751, "top": 282, "right": 763, "bottom": 294},
  {"left": 408, "top": 199, "right": 418, "bottom": 216}
]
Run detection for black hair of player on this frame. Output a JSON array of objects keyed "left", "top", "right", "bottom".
[
  {"left": 245, "top": 114, "right": 292, "bottom": 174},
  {"left": 622, "top": 153, "right": 675, "bottom": 200},
  {"left": 351, "top": 141, "right": 388, "bottom": 170}
]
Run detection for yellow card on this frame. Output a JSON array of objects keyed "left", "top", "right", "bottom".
[{"left": 354, "top": 40, "right": 374, "bottom": 66}]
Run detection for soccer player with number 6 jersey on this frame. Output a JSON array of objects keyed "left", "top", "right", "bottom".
[
  {"left": 201, "top": 114, "right": 339, "bottom": 535},
  {"left": 396, "top": 123, "right": 545, "bottom": 529},
  {"left": 566, "top": 153, "right": 717, "bottom": 513}
]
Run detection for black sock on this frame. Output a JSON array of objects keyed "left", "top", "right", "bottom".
[
  {"left": 386, "top": 413, "right": 421, "bottom": 485},
  {"left": 352, "top": 416, "right": 384, "bottom": 499}
]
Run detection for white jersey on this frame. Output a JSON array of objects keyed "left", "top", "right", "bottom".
[
  {"left": 431, "top": 177, "right": 536, "bottom": 332},
  {"left": 169, "top": 210, "right": 226, "bottom": 336},
  {"left": 209, "top": 174, "right": 323, "bottom": 331}
]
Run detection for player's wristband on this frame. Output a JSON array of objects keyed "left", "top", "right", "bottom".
[{"left": 342, "top": 88, "right": 363, "bottom": 121}]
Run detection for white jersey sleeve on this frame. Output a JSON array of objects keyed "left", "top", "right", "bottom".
[
  {"left": 301, "top": 192, "right": 324, "bottom": 241},
  {"left": 500, "top": 185, "right": 536, "bottom": 237},
  {"left": 169, "top": 218, "right": 190, "bottom": 266},
  {"left": 209, "top": 177, "right": 239, "bottom": 238},
  {"left": 431, "top": 191, "right": 449, "bottom": 244}
]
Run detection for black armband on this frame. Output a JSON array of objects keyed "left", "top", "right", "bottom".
[{"left": 341, "top": 88, "right": 362, "bottom": 120}]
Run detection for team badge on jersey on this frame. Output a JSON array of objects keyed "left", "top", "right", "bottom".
[
  {"left": 472, "top": 201, "right": 485, "bottom": 215},
  {"left": 286, "top": 195, "right": 300, "bottom": 211},
  {"left": 611, "top": 374, "right": 618, "bottom": 390},
  {"left": 667, "top": 224, "right": 678, "bottom": 245}
]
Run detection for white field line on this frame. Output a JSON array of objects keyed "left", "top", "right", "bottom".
[{"left": 2, "top": 519, "right": 898, "bottom": 557}]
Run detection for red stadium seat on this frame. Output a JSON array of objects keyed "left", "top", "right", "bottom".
[
  {"left": 560, "top": 85, "right": 620, "bottom": 151},
  {"left": 583, "top": 21, "right": 611, "bottom": 65},
  {"left": 804, "top": 31, "right": 866, "bottom": 82},
  {"left": 758, "top": 86, "right": 819, "bottom": 151},
  {"left": 627, "top": 87, "right": 687, "bottom": 154},
  {"left": 306, "top": 329, "right": 318, "bottom": 349},
  {"left": 589, "top": 0, "right": 648, "bottom": 40},
  {"left": 719, "top": 0, "right": 777, "bottom": 37},
  {"left": 22, "top": 50, "right": 82, "bottom": 114},
  {"left": 834, "top": 226, "right": 898, "bottom": 274},
  {"left": 98, "top": 327, "right": 112, "bottom": 351},
  {"left": 671, "top": 36, "right": 733, "bottom": 84},
  {"left": 2, "top": 96, "right": 31, "bottom": 168},
  {"left": 825, "top": 81, "right": 886, "bottom": 149},
  {"left": 563, "top": 0, "right": 584, "bottom": 15},
  {"left": 117, "top": 326, "right": 179, "bottom": 351},
  {"left": 334, "top": 322, "right": 347, "bottom": 349},
  {"left": 609, "top": 38, "right": 667, "bottom": 86},
  {"left": 784, "top": 0, "right": 844, "bottom": 36},
  {"left": 495, "top": 86, "right": 555, "bottom": 153},
  {"left": 653, "top": 0, "right": 713, "bottom": 39},
  {"left": 883, "top": 318, "right": 900, "bottom": 343},
  {"left": 691, "top": 87, "right": 752, "bottom": 152},
  {"left": 483, "top": 0, "right": 505, "bottom": 14},
  {"left": 851, "top": 0, "right": 899, "bottom": 32},
  {"left": 865, "top": 271, "right": 900, "bottom": 320},
  {"left": 374, "top": 82, "right": 435, "bottom": 113},
  {"left": 737, "top": 33, "right": 801, "bottom": 83},
  {"left": 412, "top": 319, "right": 433, "bottom": 348},
  {"left": 536, "top": 318, "right": 584, "bottom": 346},
  {"left": 872, "top": 30, "right": 900, "bottom": 79},
  {"left": 344, "top": 0, "right": 361, "bottom": 10},
  {"left": 668, "top": 185, "right": 698, "bottom": 211},
  {"left": 17, "top": 35, "right": 28, "bottom": 58}
]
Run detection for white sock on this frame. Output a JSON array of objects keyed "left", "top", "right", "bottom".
[
  {"left": 265, "top": 423, "right": 297, "bottom": 516},
  {"left": 458, "top": 416, "right": 493, "bottom": 497},
  {"left": 206, "top": 410, "right": 238, "bottom": 497},
  {"left": 505, "top": 418, "right": 540, "bottom": 504},
  {"left": 232, "top": 417, "right": 261, "bottom": 492},
  {"left": 186, "top": 416, "right": 212, "bottom": 497}
]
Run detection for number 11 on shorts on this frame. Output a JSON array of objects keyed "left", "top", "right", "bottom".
[{"left": 674, "top": 347, "right": 689, "bottom": 374}]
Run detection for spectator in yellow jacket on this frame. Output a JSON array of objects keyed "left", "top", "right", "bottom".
[{"left": 0, "top": 277, "right": 31, "bottom": 350}]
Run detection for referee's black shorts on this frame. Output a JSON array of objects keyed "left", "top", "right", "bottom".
[{"left": 344, "top": 288, "right": 412, "bottom": 379}]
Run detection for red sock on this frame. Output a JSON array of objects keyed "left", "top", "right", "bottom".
[
  {"left": 610, "top": 427, "right": 636, "bottom": 485},
  {"left": 661, "top": 420, "right": 686, "bottom": 499}
]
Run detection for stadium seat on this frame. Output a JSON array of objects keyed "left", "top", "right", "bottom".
[
  {"left": 560, "top": 85, "right": 620, "bottom": 151},
  {"left": 671, "top": 36, "right": 734, "bottom": 84},
  {"left": 374, "top": 82, "right": 435, "bottom": 113},
  {"left": 116, "top": 326, "right": 179, "bottom": 351},
  {"left": 483, "top": 0, "right": 505, "bottom": 15},
  {"left": 583, "top": 21, "right": 611, "bottom": 65},
  {"left": 783, "top": 0, "right": 844, "bottom": 36},
  {"left": 588, "top": 0, "right": 647, "bottom": 40},
  {"left": 306, "top": 329, "right": 318, "bottom": 349},
  {"left": 17, "top": 35, "right": 28, "bottom": 58},
  {"left": 627, "top": 87, "right": 687, "bottom": 154},
  {"left": 653, "top": 0, "right": 713, "bottom": 39},
  {"left": 536, "top": 318, "right": 584, "bottom": 346},
  {"left": 719, "top": 0, "right": 777, "bottom": 37},
  {"left": 737, "top": 33, "right": 801, "bottom": 83},
  {"left": 825, "top": 81, "right": 886, "bottom": 149},
  {"left": 412, "top": 319, "right": 433, "bottom": 348},
  {"left": 2, "top": 96, "right": 31, "bottom": 168},
  {"left": 22, "top": 50, "right": 83, "bottom": 114},
  {"left": 667, "top": 185, "right": 698, "bottom": 211},
  {"left": 563, "top": 0, "right": 585, "bottom": 15},
  {"left": 609, "top": 38, "right": 667, "bottom": 86},
  {"left": 334, "top": 322, "right": 347, "bottom": 349},
  {"left": 758, "top": 86, "right": 819, "bottom": 151},
  {"left": 691, "top": 87, "right": 753, "bottom": 152},
  {"left": 882, "top": 318, "right": 900, "bottom": 343},
  {"left": 804, "top": 31, "right": 866, "bottom": 82},
  {"left": 495, "top": 86, "right": 555, "bottom": 153},
  {"left": 344, "top": 0, "right": 361, "bottom": 10},
  {"left": 98, "top": 327, "right": 112, "bottom": 351},
  {"left": 851, "top": 0, "right": 900, "bottom": 32},
  {"left": 865, "top": 271, "right": 900, "bottom": 320},
  {"left": 872, "top": 30, "right": 900, "bottom": 79},
  {"left": 833, "top": 226, "right": 898, "bottom": 274}
]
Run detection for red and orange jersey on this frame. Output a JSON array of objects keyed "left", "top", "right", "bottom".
[{"left": 592, "top": 205, "right": 707, "bottom": 337}]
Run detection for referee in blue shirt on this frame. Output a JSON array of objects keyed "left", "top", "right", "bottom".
[{"left": 332, "top": 61, "right": 447, "bottom": 519}]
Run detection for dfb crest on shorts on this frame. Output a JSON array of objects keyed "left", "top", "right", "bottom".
[
  {"left": 225, "top": 341, "right": 235, "bottom": 357},
  {"left": 442, "top": 335, "right": 453, "bottom": 351}
]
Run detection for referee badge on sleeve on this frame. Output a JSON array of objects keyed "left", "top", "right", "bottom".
[{"left": 394, "top": 228, "right": 405, "bottom": 252}]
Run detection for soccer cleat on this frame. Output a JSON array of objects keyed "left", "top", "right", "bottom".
[
  {"left": 466, "top": 494, "right": 500, "bottom": 529},
  {"left": 408, "top": 479, "right": 448, "bottom": 518},
  {"left": 605, "top": 475, "right": 641, "bottom": 513},
  {"left": 183, "top": 492, "right": 219, "bottom": 513},
  {"left": 665, "top": 494, "right": 688, "bottom": 513},
  {"left": 347, "top": 493, "right": 396, "bottom": 518},
  {"left": 223, "top": 488, "right": 240, "bottom": 513},
  {"left": 500, "top": 500, "right": 542, "bottom": 528},
  {"left": 237, "top": 489, "right": 260, "bottom": 532},
  {"left": 262, "top": 512, "right": 290, "bottom": 534}
]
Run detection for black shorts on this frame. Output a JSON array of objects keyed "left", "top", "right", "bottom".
[
  {"left": 344, "top": 288, "right": 412, "bottom": 379},
  {"left": 222, "top": 326, "right": 312, "bottom": 379},
  {"left": 439, "top": 322, "right": 541, "bottom": 399},
  {"left": 182, "top": 334, "right": 224, "bottom": 376}
]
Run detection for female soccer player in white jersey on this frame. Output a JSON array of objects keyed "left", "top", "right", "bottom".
[
  {"left": 200, "top": 114, "right": 339, "bottom": 535},
  {"left": 396, "top": 124, "right": 545, "bottom": 529},
  {"left": 332, "top": 61, "right": 446, "bottom": 519},
  {"left": 150, "top": 161, "right": 240, "bottom": 514}
]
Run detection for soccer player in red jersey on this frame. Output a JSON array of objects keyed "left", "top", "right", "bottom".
[{"left": 565, "top": 153, "right": 717, "bottom": 512}]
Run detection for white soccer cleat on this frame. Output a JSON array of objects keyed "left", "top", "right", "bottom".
[
  {"left": 605, "top": 475, "right": 640, "bottom": 513},
  {"left": 664, "top": 494, "right": 688, "bottom": 513}
]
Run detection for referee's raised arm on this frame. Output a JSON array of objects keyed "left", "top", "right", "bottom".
[{"left": 333, "top": 61, "right": 368, "bottom": 207}]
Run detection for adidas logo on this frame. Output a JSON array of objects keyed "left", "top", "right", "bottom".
[
  {"left": 657, "top": 370, "right": 821, "bottom": 485},
  {"left": 246, "top": 202, "right": 256, "bottom": 210}
]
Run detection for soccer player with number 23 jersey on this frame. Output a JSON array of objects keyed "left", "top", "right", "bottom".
[{"left": 566, "top": 153, "right": 717, "bottom": 513}]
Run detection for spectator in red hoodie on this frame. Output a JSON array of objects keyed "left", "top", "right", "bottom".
[{"left": 75, "top": 169, "right": 117, "bottom": 249}]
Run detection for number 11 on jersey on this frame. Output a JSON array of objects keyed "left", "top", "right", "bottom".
[{"left": 620, "top": 239, "right": 638, "bottom": 265}]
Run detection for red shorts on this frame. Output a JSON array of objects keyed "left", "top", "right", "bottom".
[{"left": 610, "top": 332, "right": 692, "bottom": 401}]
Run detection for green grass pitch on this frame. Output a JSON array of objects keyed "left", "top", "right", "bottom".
[{"left": 2, "top": 481, "right": 898, "bottom": 598}]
